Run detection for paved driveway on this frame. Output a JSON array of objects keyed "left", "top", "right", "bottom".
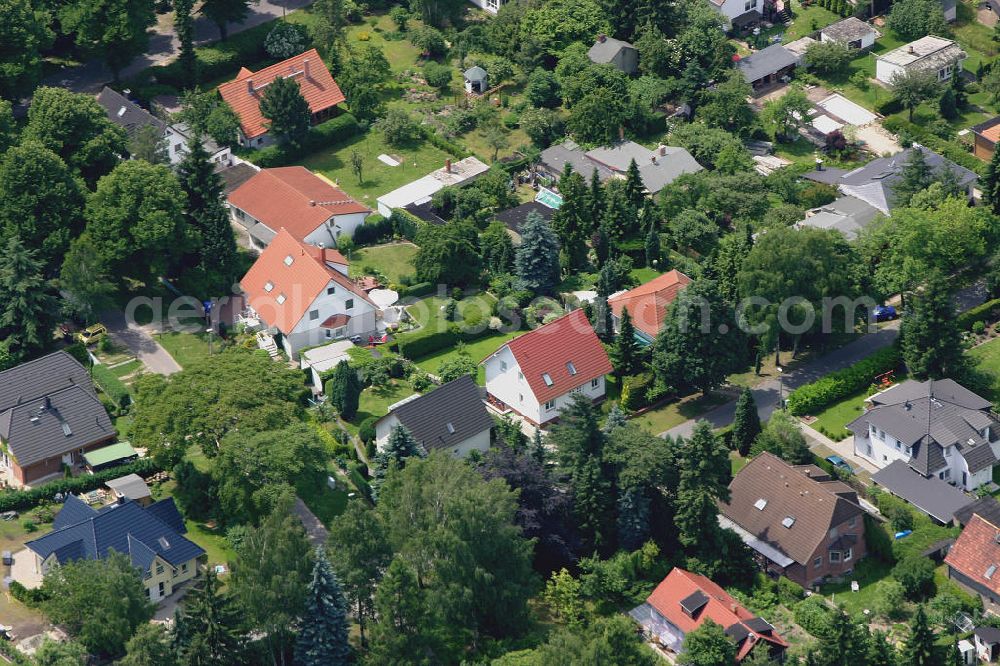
[
  {"left": 103, "top": 311, "right": 181, "bottom": 376},
  {"left": 293, "top": 497, "right": 328, "bottom": 548}
]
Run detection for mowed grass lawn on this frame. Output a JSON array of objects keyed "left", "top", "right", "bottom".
[
  {"left": 300, "top": 130, "right": 452, "bottom": 202},
  {"left": 343, "top": 379, "right": 416, "bottom": 434},
  {"left": 630, "top": 392, "right": 729, "bottom": 435},
  {"left": 350, "top": 242, "right": 419, "bottom": 284},
  {"left": 156, "top": 330, "right": 212, "bottom": 369},
  {"left": 782, "top": 1, "right": 842, "bottom": 40},
  {"left": 809, "top": 386, "right": 868, "bottom": 441},
  {"left": 970, "top": 336, "right": 1000, "bottom": 401},
  {"left": 413, "top": 330, "right": 521, "bottom": 383}
]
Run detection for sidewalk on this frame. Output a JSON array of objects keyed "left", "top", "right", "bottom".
[{"left": 799, "top": 422, "right": 878, "bottom": 474}]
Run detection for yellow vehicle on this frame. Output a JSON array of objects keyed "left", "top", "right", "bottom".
[{"left": 76, "top": 324, "right": 108, "bottom": 346}]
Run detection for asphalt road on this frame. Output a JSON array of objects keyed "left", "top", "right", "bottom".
[
  {"left": 103, "top": 311, "right": 182, "bottom": 376},
  {"left": 41, "top": 0, "right": 314, "bottom": 94}
]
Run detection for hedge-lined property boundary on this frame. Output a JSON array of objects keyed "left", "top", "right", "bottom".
[
  {"left": 957, "top": 298, "right": 1000, "bottom": 331},
  {"left": 785, "top": 345, "right": 902, "bottom": 416},
  {"left": 247, "top": 114, "right": 363, "bottom": 167},
  {"left": 0, "top": 458, "right": 162, "bottom": 513}
]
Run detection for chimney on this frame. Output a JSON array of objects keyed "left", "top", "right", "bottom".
[
  {"left": 309, "top": 200, "right": 316, "bottom": 206},
  {"left": 597, "top": 34, "right": 607, "bottom": 43},
  {"left": 907, "top": 45, "right": 914, "bottom": 54},
  {"left": 659, "top": 145, "right": 666, "bottom": 156},
  {"left": 303, "top": 58, "right": 310, "bottom": 78},
  {"left": 247, "top": 78, "right": 254, "bottom": 94},
  {"left": 43, "top": 396, "right": 51, "bottom": 410},
  {"left": 445, "top": 158, "right": 452, "bottom": 173}
]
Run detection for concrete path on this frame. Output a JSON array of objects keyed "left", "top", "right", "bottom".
[
  {"left": 103, "top": 311, "right": 182, "bottom": 376},
  {"left": 662, "top": 322, "right": 901, "bottom": 440},
  {"left": 41, "top": 0, "right": 314, "bottom": 94},
  {"left": 293, "top": 496, "right": 328, "bottom": 548},
  {"left": 800, "top": 423, "right": 879, "bottom": 474}
]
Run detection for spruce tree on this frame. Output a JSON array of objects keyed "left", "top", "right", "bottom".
[
  {"left": 623, "top": 158, "right": 645, "bottom": 209},
  {"left": 177, "top": 137, "right": 238, "bottom": 289},
  {"left": 984, "top": 145, "right": 1000, "bottom": 216},
  {"left": 675, "top": 421, "right": 734, "bottom": 575},
  {"left": 175, "top": 0, "right": 198, "bottom": 89},
  {"left": 610, "top": 308, "right": 639, "bottom": 378},
  {"left": 616, "top": 486, "right": 650, "bottom": 551},
  {"left": 867, "top": 630, "right": 898, "bottom": 666},
  {"left": 294, "top": 547, "right": 351, "bottom": 666},
  {"left": 0, "top": 236, "right": 56, "bottom": 361},
  {"left": 326, "top": 362, "right": 361, "bottom": 419},
  {"left": 904, "top": 605, "right": 937, "bottom": 666},
  {"left": 515, "top": 211, "right": 561, "bottom": 295},
  {"left": 259, "top": 76, "right": 311, "bottom": 146},
  {"left": 587, "top": 169, "right": 604, "bottom": 232},
  {"left": 893, "top": 147, "right": 933, "bottom": 207},
  {"left": 900, "top": 275, "right": 965, "bottom": 380},
  {"left": 603, "top": 403, "right": 628, "bottom": 432},
  {"left": 173, "top": 571, "right": 243, "bottom": 665},
  {"left": 731, "top": 388, "right": 761, "bottom": 456},
  {"left": 550, "top": 166, "right": 590, "bottom": 269},
  {"left": 531, "top": 428, "right": 545, "bottom": 464},
  {"left": 373, "top": 425, "right": 425, "bottom": 499},
  {"left": 592, "top": 263, "right": 614, "bottom": 340}
]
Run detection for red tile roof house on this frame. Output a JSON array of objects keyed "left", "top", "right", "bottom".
[
  {"left": 719, "top": 452, "right": 867, "bottom": 588},
  {"left": 945, "top": 512, "right": 1000, "bottom": 613},
  {"left": 608, "top": 269, "right": 692, "bottom": 345},
  {"left": 629, "top": 567, "right": 788, "bottom": 662},
  {"left": 218, "top": 48, "right": 345, "bottom": 149},
  {"left": 481, "top": 309, "right": 612, "bottom": 426},
  {"left": 240, "top": 228, "right": 377, "bottom": 359},
  {"left": 227, "top": 166, "right": 370, "bottom": 251}
]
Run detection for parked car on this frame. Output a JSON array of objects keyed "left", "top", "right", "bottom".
[
  {"left": 873, "top": 305, "right": 898, "bottom": 322},
  {"left": 76, "top": 323, "right": 107, "bottom": 346},
  {"left": 825, "top": 455, "right": 853, "bottom": 475}
]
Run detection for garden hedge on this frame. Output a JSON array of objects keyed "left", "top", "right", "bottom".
[
  {"left": 957, "top": 297, "right": 1000, "bottom": 331},
  {"left": 400, "top": 281, "right": 435, "bottom": 298},
  {"left": 91, "top": 364, "right": 132, "bottom": 410},
  {"left": 785, "top": 345, "right": 901, "bottom": 416},
  {"left": 147, "top": 21, "right": 272, "bottom": 90},
  {"left": 0, "top": 457, "right": 161, "bottom": 513},
  {"left": 621, "top": 372, "right": 656, "bottom": 411},
  {"left": 390, "top": 208, "right": 425, "bottom": 241},
  {"left": 394, "top": 323, "right": 500, "bottom": 361},
  {"left": 249, "top": 113, "right": 363, "bottom": 167}
]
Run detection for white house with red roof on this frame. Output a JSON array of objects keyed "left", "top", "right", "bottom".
[
  {"left": 608, "top": 269, "right": 692, "bottom": 345},
  {"left": 240, "top": 228, "right": 376, "bottom": 358},
  {"left": 228, "top": 166, "right": 370, "bottom": 251},
  {"left": 218, "top": 49, "right": 346, "bottom": 148},
  {"left": 629, "top": 567, "right": 788, "bottom": 662},
  {"left": 481, "top": 309, "right": 612, "bottom": 426}
]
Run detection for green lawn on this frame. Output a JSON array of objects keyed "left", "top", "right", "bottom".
[
  {"left": 630, "top": 392, "right": 728, "bottom": 435},
  {"left": 969, "top": 336, "right": 1000, "bottom": 402},
  {"left": 185, "top": 519, "right": 236, "bottom": 569},
  {"left": 344, "top": 379, "right": 416, "bottom": 434},
  {"left": 782, "top": 1, "right": 843, "bottom": 41},
  {"left": 156, "top": 330, "right": 213, "bottom": 369},
  {"left": 296, "top": 469, "right": 350, "bottom": 527},
  {"left": 818, "top": 557, "right": 894, "bottom": 615},
  {"left": 349, "top": 242, "right": 419, "bottom": 284},
  {"left": 809, "top": 386, "right": 869, "bottom": 441},
  {"left": 405, "top": 293, "right": 498, "bottom": 330},
  {"left": 954, "top": 0, "right": 1000, "bottom": 62},
  {"left": 300, "top": 129, "right": 453, "bottom": 203},
  {"left": 111, "top": 359, "right": 142, "bottom": 379},
  {"left": 413, "top": 330, "right": 522, "bottom": 383}
]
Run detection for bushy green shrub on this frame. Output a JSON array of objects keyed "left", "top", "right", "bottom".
[
  {"left": 973, "top": 320, "right": 987, "bottom": 335},
  {"left": 91, "top": 364, "right": 132, "bottom": 411},
  {"left": 390, "top": 209, "right": 424, "bottom": 240},
  {"left": 793, "top": 595, "right": 834, "bottom": 637},
  {"left": 149, "top": 20, "right": 272, "bottom": 88},
  {"left": 785, "top": 346, "right": 900, "bottom": 415},
  {"left": 777, "top": 577, "right": 804, "bottom": 605},
  {"left": 621, "top": 373, "right": 656, "bottom": 411},
  {"left": 958, "top": 298, "right": 1000, "bottom": 331},
  {"left": 359, "top": 416, "right": 379, "bottom": 444},
  {"left": 353, "top": 214, "right": 393, "bottom": 246},
  {"left": 423, "top": 62, "right": 452, "bottom": 90},
  {"left": 400, "top": 281, "right": 435, "bottom": 298},
  {"left": 251, "top": 114, "right": 362, "bottom": 167}
]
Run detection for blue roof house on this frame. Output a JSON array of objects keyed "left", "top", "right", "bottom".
[{"left": 19, "top": 495, "right": 205, "bottom": 603}]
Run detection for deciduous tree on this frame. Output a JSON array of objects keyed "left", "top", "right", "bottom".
[
  {"left": 892, "top": 70, "right": 941, "bottom": 121},
  {"left": 200, "top": 0, "right": 252, "bottom": 40},
  {"left": 0, "top": 0, "right": 53, "bottom": 99},
  {"left": 59, "top": 0, "right": 156, "bottom": 81},
  {"left": 678, "top": 619, "right": 736, "bottom": 666},
  {"left": 118, "top": 624, "right": 179, "bottom": 666}
]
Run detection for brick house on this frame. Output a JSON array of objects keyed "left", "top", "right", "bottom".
[
  {"left": 945, "top": 512, "right": 1000, "bottom": 612},
  {"left": 719, "top": 452, "right": 867, "bottom": 587}
]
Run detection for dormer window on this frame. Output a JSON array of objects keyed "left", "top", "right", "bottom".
[
  {"left": 283, "top": 255, "right": 294, "bottom": 266},
  {"left": 988, "top": 564, "right": 998, "bottom": 580},
  {"left": 264, "top": 281, "right": 274, "bottom": 292},
  {"left": 276, "top": 293, "right": 286, "bottom": 305},
  {"left": 567, "top": 362, "right": 577, "bottom": 375},
  {"left": 542, "top": 373, "right": 553, "bottom": 386}
]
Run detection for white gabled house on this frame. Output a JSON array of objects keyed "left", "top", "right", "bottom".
[
  {"left": 240, "top": 228, "right": 377, "bottom": 359},
  {"left": 482, "top": 309, "right": 612, "bottom": 426}
]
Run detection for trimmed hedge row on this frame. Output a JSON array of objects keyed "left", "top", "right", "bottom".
[
  {"left": 91, "top": 364, "right": 132, "bottom": 409},
  {"left": 399, "top": 281, "right": 435, "bottom": 298},
  {"left": 785, "top": 345, "right": 901, "bottom": 416},
  {"left": 0, "top": 457, "right": 162, "bottom": 513},
  {"left": 249, "top": 114, "right": 363, "bottom": 168},
  {"left": 957, "top": 297, "right": 1000, "bottom": 331},
  {"left": 621, "top": 373, "right": 656, "bottom": 411},
  {"left": 148, "top": 21, "right": 272, "bottom": 90},
  {"left": 394, "top": 324, "right": 499, "bottom": 360},
  {"left": 420, "top": 126, "right": 470, "bottom": 159},
  {"left": 390, "top": 208, "right": 426, "bottom": 241}
]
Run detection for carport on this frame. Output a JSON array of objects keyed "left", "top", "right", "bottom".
[{"left": 872, "top": 460, "right": 974, "bottom": 524}]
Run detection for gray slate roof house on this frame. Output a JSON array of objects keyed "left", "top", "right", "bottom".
[
  {"left": 871, "top": 460, "right": 973, "bottom": 523},
  {"left": 737, "top": 45, "right": 799, "bottom": 91},
  {"left": 494, "top": 201, "right": 555, "bottom": 238},
  {"left": 802, "top": 145, "right": 977, "bottom": 214},
  {"left": 0, "top": 352, "right": 115, "bottom": 487},
  {"left": 105, "top": 473, "right": 153, "bottom": 505},
  {"left": 587, "top": 35, "right": 639, "bottom": 74},
  {"left": 374, "top": 375, "right": 493, "bottom": 456},
  {"left": 96, "top": 86, "right": 166, "bottom": 140},
  {"left": 849, "top": 378, "right": 1000, "bottom": 494},
  {"left": 25, "top": 495, "right": 204, "bottom": 585},
  {"left": 539, "top": 140, "right": 703, "bottom": 195},
  {"left": 794, "top": 195, "right": 882, "bottom": 240}
]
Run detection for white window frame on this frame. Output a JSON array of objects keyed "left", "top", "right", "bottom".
[
  {"left": 543, "top": 399, "right": 556, "bottom": 411},
  {"left": 829, "top": 551, "right": 841, "bottom": 563},
  {"left": 843, "top": 548, "right": 853, "bottom": 562},
  {"left": 591, "top": 378, "right": 599, "bottom": 388}
]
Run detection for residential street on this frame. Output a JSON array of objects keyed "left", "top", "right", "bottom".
[
  {"left": 662, "top": 322, "right": 901, "bottom": 440},
  {"left": 40, "top": 0, "right": 314, "bottom": 94},
  {"left": 103, "top": 310, "right": 182, "bottom": 376}
]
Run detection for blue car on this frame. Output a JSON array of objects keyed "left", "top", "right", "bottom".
[
  {"left": 825, "top": 455, "right": 853, "bottom": 475},
  {"left": 873, "top": 305, "right": 898, "bottom": 322}
]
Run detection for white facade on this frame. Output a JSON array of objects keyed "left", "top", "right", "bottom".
[
  {"left": 875, "top": 37, "right": 966, "bottom": 85},
  {"left": 164, "top": 125, "right": 232, "bottom": 167},
  {"left": 711, "top": 0, "right": 761, "bottom": 22},
  {"left": 483, "top": 347, "right": 606, "bottom": 425},
  {"left": 374, "top": 413, "right": 491, "bottom": 458},
  {"left": 820, "top": 29, "right": 875, "bottom": 50},
  {"left": 278, "top": 283, "right": 377, "bottom": 359},
  {"left": 854, "top": 426, "right": 994, "bottom": 491},
  {"left": 467, "top": 0, "right": 504, "bottom": 14},
  {"left": 230, "top": 205, "right": 368, "bottom": 251}
]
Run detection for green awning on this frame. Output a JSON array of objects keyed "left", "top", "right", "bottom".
[{"left": 83, "top": 442, "right": 138, "bottom": 468}]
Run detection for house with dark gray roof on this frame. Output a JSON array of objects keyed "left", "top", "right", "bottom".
[
  {"left": 802, "top": 145, "right": 977, "bottom": 214},
  {"left": 587, "top": 35, "right": 638, "bottom": 74},
  {"left": 373, "top": 375, "right": 493, "bottom": 458},
  {"left": 19, "top": 495, "right": 204, "bottom": 602},
  {"left": 819, "top": 17, "right": 879, "bottom": 50},
  {"left": 538, "top": 140, "right": 703, "bottom": 195},
  {"left": 849, "top": 378, "right": 1000, "bottom": 492},
  {"left": 794, "top": 195, "right": 882, "bottom": 240},
  {"left": 736, "top": 45, "right": 798, "bottom": 94},
  {"left": 0, "top": 351, "right": 115, "bottom": 488}
]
